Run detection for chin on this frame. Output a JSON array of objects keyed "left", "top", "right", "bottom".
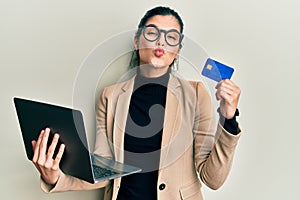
[
  {"left": 151, "top": 63, "right": 166, "bottom": 68},
  {"left": 149, "top": 58, "right": 169, "bottom": 68}
]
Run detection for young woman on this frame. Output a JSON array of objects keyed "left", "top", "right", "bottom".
[{"left": 32, "top": 6, "right": 241, "bottom": 200}]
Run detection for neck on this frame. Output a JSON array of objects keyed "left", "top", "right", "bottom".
[{"left": 138, "top": 64, "right": 169, "bottom": 78}]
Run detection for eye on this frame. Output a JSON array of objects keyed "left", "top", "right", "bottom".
[
  {"left": 167, "top": 33, "right": 179, "bottom": 41},
  {"left": 143, "top": 26, "right": 160, "bottom": 42},
  {"left": 147, "top": 31, "right": 158, "bottom": 36},
  {"left": 167, "top": 35, "right": 177, "bottom": 41}
]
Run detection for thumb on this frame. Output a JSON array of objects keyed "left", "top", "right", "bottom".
[{"left": 31, "top": 140, "right": 36, "bottom": 150}]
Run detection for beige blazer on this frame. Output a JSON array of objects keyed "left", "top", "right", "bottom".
[{"left": 41, "top": 73, "right": 241, "bottom": 200}]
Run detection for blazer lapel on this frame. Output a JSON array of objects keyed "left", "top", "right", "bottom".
[
  {"left": 113, "top": 77, "right": 135, "bottom": 162},
  {"left": 160, "top": 74, "right": 182, "bottom": 167}
]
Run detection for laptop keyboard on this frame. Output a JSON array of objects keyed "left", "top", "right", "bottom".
[{"left": 92, "top": 165, "right": 119, "bottom": 179}]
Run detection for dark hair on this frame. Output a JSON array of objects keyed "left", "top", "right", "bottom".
[
  {"left": 130, "top": 6, "right": 184, "bottom": 68},
  {"left": 138, "top": 6, "right": 184, "bottom": 33}
]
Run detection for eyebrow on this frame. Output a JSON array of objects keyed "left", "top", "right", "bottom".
[{"left": 146, "top": 24, "right": 180, "bottom": 32}]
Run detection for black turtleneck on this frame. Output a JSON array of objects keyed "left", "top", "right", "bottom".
[{"left": 117, "top": 70, "right": 169, "bottom": 200}]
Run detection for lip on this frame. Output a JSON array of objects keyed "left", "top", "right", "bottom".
[{"left": 154, "top": 48, "right": 165, "bottom": 57}]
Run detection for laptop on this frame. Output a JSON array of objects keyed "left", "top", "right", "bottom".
[{"left": 13, "top": 97, "right": 141, "bottom": 184}]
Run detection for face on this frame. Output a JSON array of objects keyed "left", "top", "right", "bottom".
[{"left": 135, "top": 15, "right": 182, "bottom": 68}]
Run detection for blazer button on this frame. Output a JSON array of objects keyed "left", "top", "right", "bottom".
[{"left": 159, "top": 183, "right": 166, "bottom": 190}]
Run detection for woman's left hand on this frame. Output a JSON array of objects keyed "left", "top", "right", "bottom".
[{"left": 215, "top": 79, "right": 241, "bottom": 119}]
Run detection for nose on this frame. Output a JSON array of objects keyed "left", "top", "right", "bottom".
[{"left": 156, "top": 32, "right": 165, "bottom": 46}]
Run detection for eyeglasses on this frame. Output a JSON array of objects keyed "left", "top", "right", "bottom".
[{"left": 142, "top": 24, "right": 183, "bottom": 47}]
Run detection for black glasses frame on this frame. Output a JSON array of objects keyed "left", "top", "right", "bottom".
[{"left": 142, "top": 24, "right": 184, "bottom": 47}]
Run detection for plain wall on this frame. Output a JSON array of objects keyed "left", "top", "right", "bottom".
[{"left": 1, "top": 0, "right": 299, "bottom": 199}]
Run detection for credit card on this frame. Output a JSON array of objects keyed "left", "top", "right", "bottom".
[{"left": 201, "top": 58, "right": 234, "bottom": 82}]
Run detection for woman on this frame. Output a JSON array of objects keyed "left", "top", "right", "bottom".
[{"left": 32, "top": 6, "right": 241, "bottom": 200}]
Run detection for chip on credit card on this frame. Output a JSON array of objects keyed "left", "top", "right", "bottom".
[{"left": 201, "top": 58, "right": 234, "bottom": 82}]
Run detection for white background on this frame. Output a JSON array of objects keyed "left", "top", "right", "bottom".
[{"left": 1, "top": 0, "right": 299, "bottom": 199}]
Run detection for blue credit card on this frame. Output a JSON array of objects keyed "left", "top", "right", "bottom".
[{"left": 201, "top": 58, "right": 234, "bottom": 82}]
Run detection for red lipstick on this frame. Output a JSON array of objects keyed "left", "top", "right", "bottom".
[{"left": 154, "top": 48, "right": 165, "bottom": 57}]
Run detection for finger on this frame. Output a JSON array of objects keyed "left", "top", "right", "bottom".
[
  {"left": 52, "top": 144, "right": 65, "bottom": 170},
  {"left": 32, "top": 130, "right": 45, "bottom": 163},
  {"left": 217, "top": 85, "right": 234, "bottom": 96},
  {"left": 215, "top": 90, "right": 222, "bottom": 101},
  {"left": 216, "top": 79, "right": 235, "bottom": 90},
  {"left": 44, "top": 133, "right": 60, "bottom": 168},
  {"left": 216, "top": 80, "right": 240, "bottom": 98},
  {"left": 31, "top": 140, "right": 36, "bottom": 150},
  {"left": 223, "top": 79, "right": 241, "bottom": 93},
  {"left": 219, "top": 90, "right": 234, "bottom": 105},
  {"left": 37, "top": 128, "right": 50, "bottom": 165},
  {"left": 215, "top": 80, "right": 223, "bottom": 90},
  {"left": 46, "top": 133, "right": 60, "bottom": 160},
  {"left": 216, "top": 85, "right": 233, "bottom": 100}
]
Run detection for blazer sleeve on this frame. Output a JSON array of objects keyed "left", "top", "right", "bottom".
[
  {"left": 193, "top": 82, "right": 241, "bottom": 190},
  {"left": 40, "top": 173, "right": 109, "bottom": 193},
  {"left": 40, "top": 88, "right": 113, "bottom": 193}
]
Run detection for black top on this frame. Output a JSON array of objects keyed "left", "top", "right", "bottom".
[
  {"left": 218, "top": 108, "right": 241, "bottom": 135},
  {"left": 117, "top": 71, "right": 169, "bottom": 200},
  {"left": 117, "top": 71, "right": 240, "bottom": 200}
]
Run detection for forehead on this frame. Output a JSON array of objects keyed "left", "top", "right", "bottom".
[{"left": 145, "top": 15, "right": 181, "bottom": 32}]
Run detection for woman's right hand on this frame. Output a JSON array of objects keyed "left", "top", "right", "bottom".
[{"left": 31, "top": 128, "right": 65, "bottom": 185}]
